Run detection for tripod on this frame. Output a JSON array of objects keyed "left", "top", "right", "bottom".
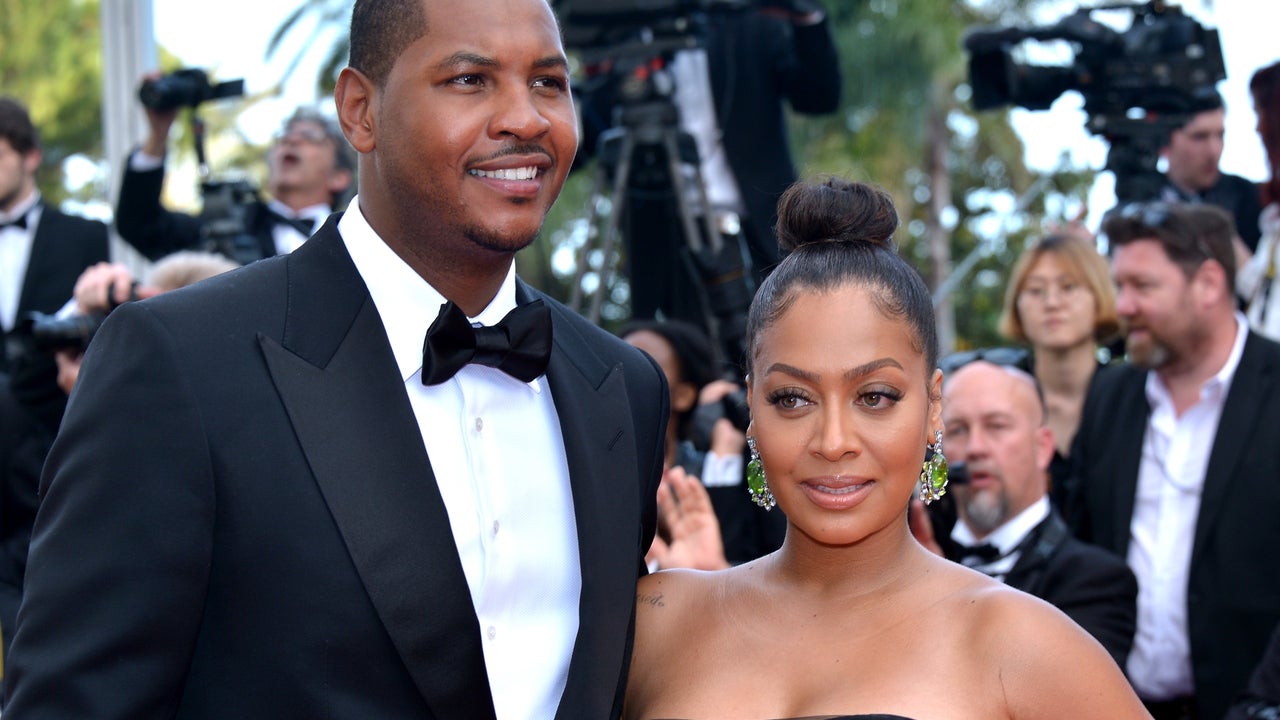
[{"left": 569, "top": 46, "right": 755, "bottom": 365}]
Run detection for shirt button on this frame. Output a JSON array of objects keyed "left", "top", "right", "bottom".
[
  {"left": 492, "top": 520, "right": 500, "bottom": 537},
  {"left": 487, "top": 626, "right": 497, "bottom": 641},
  {"left": 475, "top": 417, "right": 483, "bottom": 432}
]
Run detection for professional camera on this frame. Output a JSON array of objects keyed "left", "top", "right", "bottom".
[
  {"left": 964, "top": 1, "right": 1225, "bottom": 203},
  {"left": 13, "top": 312, "right": 107, "bottom": 355},
  {"left": 138, "top": 68, "right": 245, "bottom": 112},
  {"left": 199, "top": 179, "right": 265, "bottom": 267},
  {"left": 12, "top": 283, "right": 143, "bottom": 356}
]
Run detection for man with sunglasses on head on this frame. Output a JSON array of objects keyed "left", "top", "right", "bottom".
[
  {"left": 1069, "top": 201, "right": 1280, "bottom": 720},
  {"left": 115, "top": 88, "right": 356, "bottom": 264}
]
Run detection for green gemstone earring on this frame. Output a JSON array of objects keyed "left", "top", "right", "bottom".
[
  {"left": 746, "top": 436, "right": 775, "bottom": 510},
  {"left": 919, "top": 429, "right": 948, "bottom": 504}
]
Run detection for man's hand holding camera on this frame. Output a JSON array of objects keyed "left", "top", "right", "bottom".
[{"left": 53, "top": 263, "right": 157, "bottom": 395}]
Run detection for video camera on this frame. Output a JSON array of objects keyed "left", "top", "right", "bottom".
[
  {"left": 139, "top": 68, "right": 245, "bottom": 112},
  {"left": 964, "top": 1, "right": 1225, "bottom": 203}
]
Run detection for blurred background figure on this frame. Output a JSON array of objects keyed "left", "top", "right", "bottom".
[
  {"left": 620, "top": 318, "right": 783, "bottom": 567},
  {"left": 50, "top": 251, "right": 240, "bottom": 395},
  {"left": 1236, "top": 60, "right": 1280, "bottom": 341},
  {"left": 0, "top": 97, "right": 110, "bottom": 432},
  {"left": 928, "top": 360, "right": 1136, "bottom": 668},
  {"left": 116, "top": 83, "right": 355, "bottom": 265},
  {"left": 1072, "top": 201, "right": 1280, "bottom": 720},
  {"left": 1158, "top": 92, "right": 1262, "bottom": 254},
  {"left": 997, "top": 233, "right": 1120, "bottom": 508}
]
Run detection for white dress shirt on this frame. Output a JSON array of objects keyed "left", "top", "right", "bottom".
[
  {"left": 0, "top": 191, "right": 41, "bottom": 331},
  {"left": 339, "top": 199, "right": 581, "bottom": 720},
  {"left": 1126, "top": 312, "right": 1247, "bottom": 700}
]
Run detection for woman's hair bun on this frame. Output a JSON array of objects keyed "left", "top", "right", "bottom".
[{"left": 773, "top": 177, "right": 899, "bottom": 254}]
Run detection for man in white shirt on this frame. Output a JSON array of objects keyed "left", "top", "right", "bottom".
[
  {"left": 3, "top": 1, "right": 669, "bottom": 718},
  {"left": 1070, "top": 201, "right": 1280, "bottom": 720}
]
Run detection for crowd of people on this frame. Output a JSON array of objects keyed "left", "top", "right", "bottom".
[{"left": 1, "top": 0, "right": 1279, "bottom": 718}]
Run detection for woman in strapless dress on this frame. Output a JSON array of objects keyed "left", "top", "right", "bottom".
[{"left": 622, "top": 179, "right": 1150, "bottom": 720}]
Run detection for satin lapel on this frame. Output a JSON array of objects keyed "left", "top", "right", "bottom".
[
  {"left": 1108, "top": 372, "right": 1149, "bottom": 557},
  {"left": 259, "top": 225, "right": 496, "bottom": 720},
  {"left": 1195, "top": 334, "right": 1275, "bottom": 562},
  {"left": 531, "top": 294, "right": 643, "bottom": 720}
]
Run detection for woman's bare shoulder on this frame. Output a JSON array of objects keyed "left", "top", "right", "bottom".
[{"left": 956, "top": 582, "right": 1150, "bottom": 719}]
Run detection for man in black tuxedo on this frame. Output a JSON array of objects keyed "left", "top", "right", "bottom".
[
  {"left": 0, "top": 97, "right": 109, "bottom": 658},
  {"left": 0, "top": 97, "right": 111, "bottom": 404},
  {"left": 1070, "top": 201, "right": 1280, "bottom": 720},
  {"left": 115, "top": 100, "right": 355, "bottom": 264},
  {"left": 936, "top": 360, "right": 1136, "bottom": 668},
  {"left": 4, "top": 0, "right": 668, "bottom": 717}
]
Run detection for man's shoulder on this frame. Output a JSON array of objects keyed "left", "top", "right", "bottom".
[{"left": 38, "top": 205, "right": 108, "bottom": 233}]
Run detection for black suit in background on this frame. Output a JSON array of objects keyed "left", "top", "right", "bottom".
[
  {"left": 4, "top": 220, "right": 669, "bottom": 718},
  {"left": 1226, "top": 624, "right": 1280, "bottom": 720},
  {"left": 1068, "top": 335, "right": 1280, "bottom": 720},
  {"left": 577, "top": 11, "right": 840, "bottom": 333},
  {"left": 114, "top": 158, "right": 288, "bottom": 263},
  {"left": 995, "top": 510, "right": 1137, "bottom": 670}
]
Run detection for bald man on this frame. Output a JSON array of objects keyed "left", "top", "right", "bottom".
[{"left": 940, "top": 360, "right": 1137, "bottom": 669}]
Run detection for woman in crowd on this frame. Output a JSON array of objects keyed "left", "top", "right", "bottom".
[
  {"left": 998, "top": 233, "right": 1119, "bottom": 506},
  {"left": 1236, "top": 60, "right": 1280, "bottom": 340},
  {"left": 622, "top": 178, "right": 1147, "bottom": 720}
]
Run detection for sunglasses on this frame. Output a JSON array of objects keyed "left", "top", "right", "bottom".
[
  {"left": 938, "top": 346, "right": 1030, "bottom": 375},
  {"left": 1115, "top": 201, "right": 1217, "bottom": 262}
]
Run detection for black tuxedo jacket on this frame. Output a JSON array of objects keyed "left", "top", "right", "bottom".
[
  {"left": 1068, "top": 334, "right": 1280, "bottom": 720},
  {"left": 115, "top": 160, "right": 284, "bottom": 263},
  {"left": 999, "top": 509, "right": 1137, "bottom": 670},
  {"left": 5, "top": 220, "right": 668, "bottom": 719}
]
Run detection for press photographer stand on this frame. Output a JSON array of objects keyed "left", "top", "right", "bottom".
[{"left": 569, "top": 43, "right": 753, "bottom": 363}]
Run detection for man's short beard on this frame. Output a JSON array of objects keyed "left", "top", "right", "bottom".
[
  {"left": 962, "top": 487, "right": 1009, "bottom": 536},
  {"left": 1125, "top": 334, "right": 1172, "bottom": 369}
]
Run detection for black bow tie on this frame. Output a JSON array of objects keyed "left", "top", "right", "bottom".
[
  {"left": 265, "top": 208, "right": 315, "bottom": 236},
  {"left": 0, "top": 213, "right": 29, "bottom": 231},
  {"left": 421, "top": 299, "right": 553, "bottom": 386},
  {"left": 956, "top": 542, "right": 1002, "bottom": 564}
]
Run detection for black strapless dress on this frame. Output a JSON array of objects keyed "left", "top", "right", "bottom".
[{"left": 776, "top": 716, "right": 917, "bottom": 719}]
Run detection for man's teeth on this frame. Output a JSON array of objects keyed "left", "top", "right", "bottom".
[{"left": 470, "top": 167, "right": 538, "bottom": 180}]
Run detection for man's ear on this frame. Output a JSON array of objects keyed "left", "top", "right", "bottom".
[{"left": 335, "top": 67, "right": 376, "bottom": 154}]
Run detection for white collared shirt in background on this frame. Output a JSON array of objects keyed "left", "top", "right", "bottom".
[
  {"left": 0, "top": 192, "right": 41, "bottom": 331},
  {"left": 951, "top": 495, "right": 1051, "bottom": 582},
  {"left": 1126, "top": 312, "right": 1247, "bottom": 700}
]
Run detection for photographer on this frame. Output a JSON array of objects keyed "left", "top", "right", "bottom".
[
  {"left": 116, "top": 74, "right": 356, "bottom": 264},
  {"left": 48, "top": 252, "right": 240, "bottom": 395},
  {"left": 1158, "top": 92, "right": 1262, "bottom": 252},
  {"left": 576, "top": 0, "right": 840, "bottom": 338}
]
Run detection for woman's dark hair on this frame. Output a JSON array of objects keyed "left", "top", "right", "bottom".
[
  {"left": 745, "top": 177, "right": 939, "bottom": 377},
  {"left": 1251, "top": 61, "right": 1280, "bottom": 208}
]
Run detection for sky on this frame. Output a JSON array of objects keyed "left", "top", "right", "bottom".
[{"left": 150, "top": 0, "right": 1280, "bottom": 230}]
